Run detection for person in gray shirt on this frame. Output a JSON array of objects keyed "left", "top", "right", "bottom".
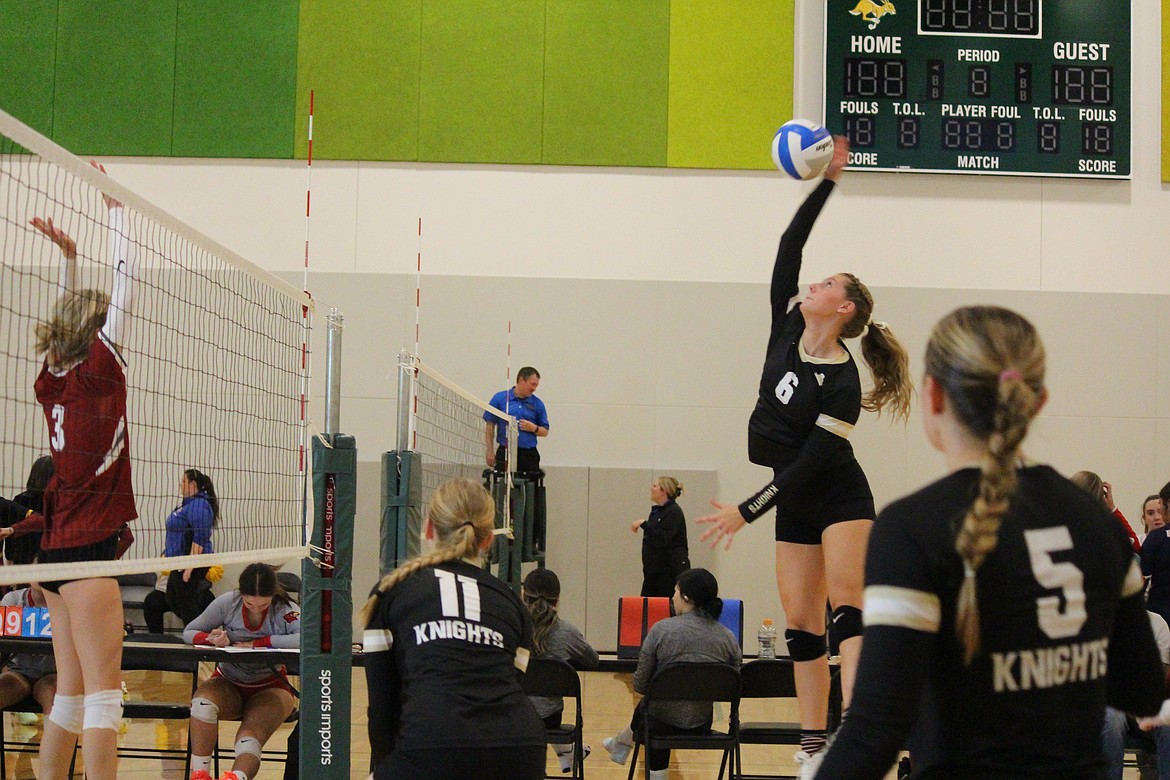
[
  {"left": 603, "top": 568, "right": 741, "bottom": 780},
  {"left": 522, "top": 569, "right": 599, "bottom": 774}
]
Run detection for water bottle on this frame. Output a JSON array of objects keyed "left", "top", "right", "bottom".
[{"left": 758, "top": 618, "right": 777, "bottom": 659}]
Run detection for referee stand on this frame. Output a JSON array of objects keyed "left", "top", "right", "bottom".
[
  {"left": 297, "top": 309, "right": 354, "bottom": 779},
  {"left": 486, "top": 467, "right": 546, "bottom": 593}
]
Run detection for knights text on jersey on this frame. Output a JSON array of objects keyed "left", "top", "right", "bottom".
[
  {"left": 363, "top": 560, "right": 544, "bottom": 752},
  {"left": 34, "top": 335, "right": 136, "bottom": 549},
  {"left": 820, "top": 464, "right": 1161, "bottom": 779}
]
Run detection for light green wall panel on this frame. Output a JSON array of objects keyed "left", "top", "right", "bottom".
[
  {"left": 418, "top": 0, "right": 544, "bottom": 164},
  {"left": 542, "top": 0, "right": 669, "bottom": 167},
  {"left": 295, "top": 0, "right": 421, "bottom": 161},
  {"left": 667, "top": 0, "right": 794, "bottom": 170},
  {"left": 53, "top": 0, "right": 177, "bottom": 156},
  {"left": 0, "top": 0, "right": 57, "bottom": 137},
  {"left": 173, "top": 1, "right": 299, "bottom": 158}
]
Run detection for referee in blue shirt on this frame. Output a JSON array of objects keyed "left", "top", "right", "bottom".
[{"left": 484, "top": 366, "right": 549, "bottom": 476}]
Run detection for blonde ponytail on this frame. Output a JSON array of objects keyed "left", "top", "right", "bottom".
[
  {"left": 840, "top": 274, "right": 913, "bottom": 422},
  {"left": 359, "top": 479, "right": 494, "bottom": 627},
  {"left": 924, "top": 307, "right": 1045, "bottom": 665}
]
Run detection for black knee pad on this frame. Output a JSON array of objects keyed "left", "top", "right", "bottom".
[
  {"left": 784, "top": 628, "right": 827, "bottom": 662},
  {"left": 829, "top": 605, "right": 864, "bottom": 652}
]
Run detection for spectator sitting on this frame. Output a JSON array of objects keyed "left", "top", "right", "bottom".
[
  {"left": 0, "top": 582, "right": 57, "bottom": 722},
  {"left": 521, "top": 568, "right": 599, "bottom": 773}
]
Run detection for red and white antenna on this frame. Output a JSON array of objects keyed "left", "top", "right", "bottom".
[{"left": 298, "top": 90, "right": 315, "bottom": 477}]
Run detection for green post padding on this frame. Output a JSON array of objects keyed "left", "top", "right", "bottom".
[
  {"left": 542, "top": 0, "right": 669, "bottom": 167},
  {"left": 300, "top": 434, "right": 356, "bottom": 779},
  {"left": 53, "top": 0, "right": 178, "bottom": 156},
  {"left": 380, "top": 451, "right": 421, "bottom": 577},
  {"left": 172, "top": 0, "right": 299, "bottom": 158},
  {"left": 418, "top": 0, "right": 545, "bottom": 164},
  {"left": 295, "top": 0, "right": 422, "bottom": 161},
  {"left": 0, "top": 0, "right": 58, "bottom": 136},
  {"left": 667, "top": 0, "right": 795, "bottom": 170}
]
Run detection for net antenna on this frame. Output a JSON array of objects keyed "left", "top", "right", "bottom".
[
  {"left": 401, "top": 357, "right": 518, "bottom": 543},
  {"left": 0, "top": 108, "right": 314, "bottom": 584}
]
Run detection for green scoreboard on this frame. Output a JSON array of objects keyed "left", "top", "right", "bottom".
[{"left": 822, "top": 1, "right": 1131, "bottom": 178}]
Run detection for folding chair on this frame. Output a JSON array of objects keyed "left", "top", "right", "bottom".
[
  {"left": 627, "top": 662, "right": 741, "bottom": 780},
  {"left": 121, "top": 633, "right": 200, "bottom": 775},
  {"left": 518, "top": 657, "right": 586, "bottom": 779},
  {"left": 736, "top": 658, "right": 845, "bottom": 780}
]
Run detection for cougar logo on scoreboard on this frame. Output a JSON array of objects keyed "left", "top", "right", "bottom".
[{"left": 850, "top": 0, "right": 896, "bottom": 30}]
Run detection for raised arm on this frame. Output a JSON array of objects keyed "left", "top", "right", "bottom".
[
  {"left": 29, "top": 216, "right": 77, "bottom": 298},
  {"left": 96, "top": 165, "right": 135, "bottom": 349},
  {"left": 767, "top": 138, "right": 850, "bottom": 334}
]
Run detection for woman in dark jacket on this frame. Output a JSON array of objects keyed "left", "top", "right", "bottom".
[{"left": 631, "top": 477, "right": 690, "bottom": 597}]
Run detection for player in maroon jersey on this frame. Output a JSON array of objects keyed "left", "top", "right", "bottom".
[{"left": 29, "top": 161, "right": 137, "bottom": 780}]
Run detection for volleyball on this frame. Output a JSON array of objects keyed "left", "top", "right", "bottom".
[{"left": 771, "top": 120, "right": 835, "bottom": 181}]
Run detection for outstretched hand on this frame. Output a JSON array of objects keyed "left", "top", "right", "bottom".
[
  {"left": 90, "top": 160, "right": 121, "bottom": 210},
  {"left": 824, "top": 135, "right": 850, "bottom": 182},
  {"left": 696, "top": 498, "right": 748, "bottom": 551},
  {"left": 29, "top": 216, "right": 77, "bottom": 260}
]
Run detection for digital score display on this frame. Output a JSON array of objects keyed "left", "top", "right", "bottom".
[{"left": 823, "top": 1, "right": 1131, "bottom": 177}]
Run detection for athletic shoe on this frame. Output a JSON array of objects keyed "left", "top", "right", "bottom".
[
  {"left": 603, "top": 736, "right": 631, "bottom": 766},
  {"left": 795, "top": 748, "right": 825, "bottom": 780},
  {"left": 189, "top": 771, "right": 213, "bottom": 780},
  {"left": 558, "top": 744, "right": 591, "bottom": 773}
]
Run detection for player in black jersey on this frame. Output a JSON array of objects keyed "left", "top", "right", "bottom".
[
  {"left": 360, "top": 478, "right": 545, "bottom": 780},
  {"left": 813, "top": 306, "right": 1164, "bottom": 780},
  {"left": 698, "top": 138, "right": 914, "bottom": 771}
]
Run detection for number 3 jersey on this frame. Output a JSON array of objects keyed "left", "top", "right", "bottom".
[
  {"left": 363, "top": 560, "right": 544, "bottom": 763},
  {"left": 34, "top": 334, "right": 136, "bottom": 549},
  {"left": 816, "top": 464, "right": 1164, "bottom": 780}
]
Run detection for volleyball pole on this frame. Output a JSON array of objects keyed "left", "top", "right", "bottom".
[
  {"left": 297, "top": 94, "right": 354, "bottom": 778},
  {"left": 299, "top": 307, "right": 354, "bottom": 779}
]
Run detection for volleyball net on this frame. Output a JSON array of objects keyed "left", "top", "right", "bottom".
[
  {"left": 0, "top": 108, "right": 313, "bottom": 584},
  {"left": 402, "top": 358, "right": 517, "bottom": 546}
]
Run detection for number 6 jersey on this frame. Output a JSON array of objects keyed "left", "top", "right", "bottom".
[
  {"left": 815, "top": 465, "right": 1164, "bottom": 780},
  {"left": 363, "top": 560, "right": 544, "bottom": 768}
]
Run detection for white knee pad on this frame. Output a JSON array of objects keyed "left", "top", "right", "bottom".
[
  {"left": 190, "top": 696, "right": 220, "bottom": 725},
  {"left": 235, "top": 736, "right": 262, "bottom": 761},
  {"left": 47, "top": 693, "right": 85, "bottom": 734},
  {"left": 82, "top": 689, "right": 123, "bottom": 732}
]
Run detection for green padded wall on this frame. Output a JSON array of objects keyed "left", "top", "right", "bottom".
[
  {"left": 53, "top": 0, "right": 177, "bottom": 156},
  {"left": 0, "top": 0, "right": 58, "bottom": 137},
  {"left": 173, "top": 1, "right": 299, "bottom": 158},
  {"left": 667, "top": 0, "right": 794, "bottom": 170},
  {"left": 418, "top": 0, "right": 545, "bottom": 164},
  {"left": 295, "top": 0, "right": 421, "bottom": 161},
  {"left": 542, "top": 1, "right": 669, "bottom": 167},
  {"left": 1, "top": 0, "right": 797, "bottom": 170}
]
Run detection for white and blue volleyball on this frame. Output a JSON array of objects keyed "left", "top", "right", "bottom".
[{"left": 771, "top": 120, "right": 835, "bottom": 180}]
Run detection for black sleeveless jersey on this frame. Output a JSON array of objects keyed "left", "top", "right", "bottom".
[
  {"left": 739, "top": 180, "right": 862, "bottom": 522},
  {"left": 363, "top": 559, "right": 544, "bottom": 769},
  {"left": 816, "top": 465, "right": 1164, "bottom": 779}
]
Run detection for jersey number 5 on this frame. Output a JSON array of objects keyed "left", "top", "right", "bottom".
[
  {"left": 49, "top": 404, "right": 65, "bottom": 451},
  {"left": 1024, "top": 527, "right": 1088, "bottom": 640},
  {"left": 434, "top": 569, "right": 482, "bottom": 622},
  {"left": 775, "top": 372, "right": 799, "bottom": 404}
]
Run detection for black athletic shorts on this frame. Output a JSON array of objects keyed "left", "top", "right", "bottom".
[
  {"left": 40, "top": 532, "right": 120, "bottom": 593},
  {"left": 770, "top": 458, "right": 875, "bottom": 545}
]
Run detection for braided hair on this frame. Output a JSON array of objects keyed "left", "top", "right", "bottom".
[
  {"left": 359, "top": 478, "right": 495, "bottom": 627},
  {"left": 925, "top": 306, "right": 1045, "bottom": 665}
]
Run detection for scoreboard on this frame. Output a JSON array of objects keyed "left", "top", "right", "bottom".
[{"left": 822, "top": 1, "right": 1131, "bottom": 178}]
